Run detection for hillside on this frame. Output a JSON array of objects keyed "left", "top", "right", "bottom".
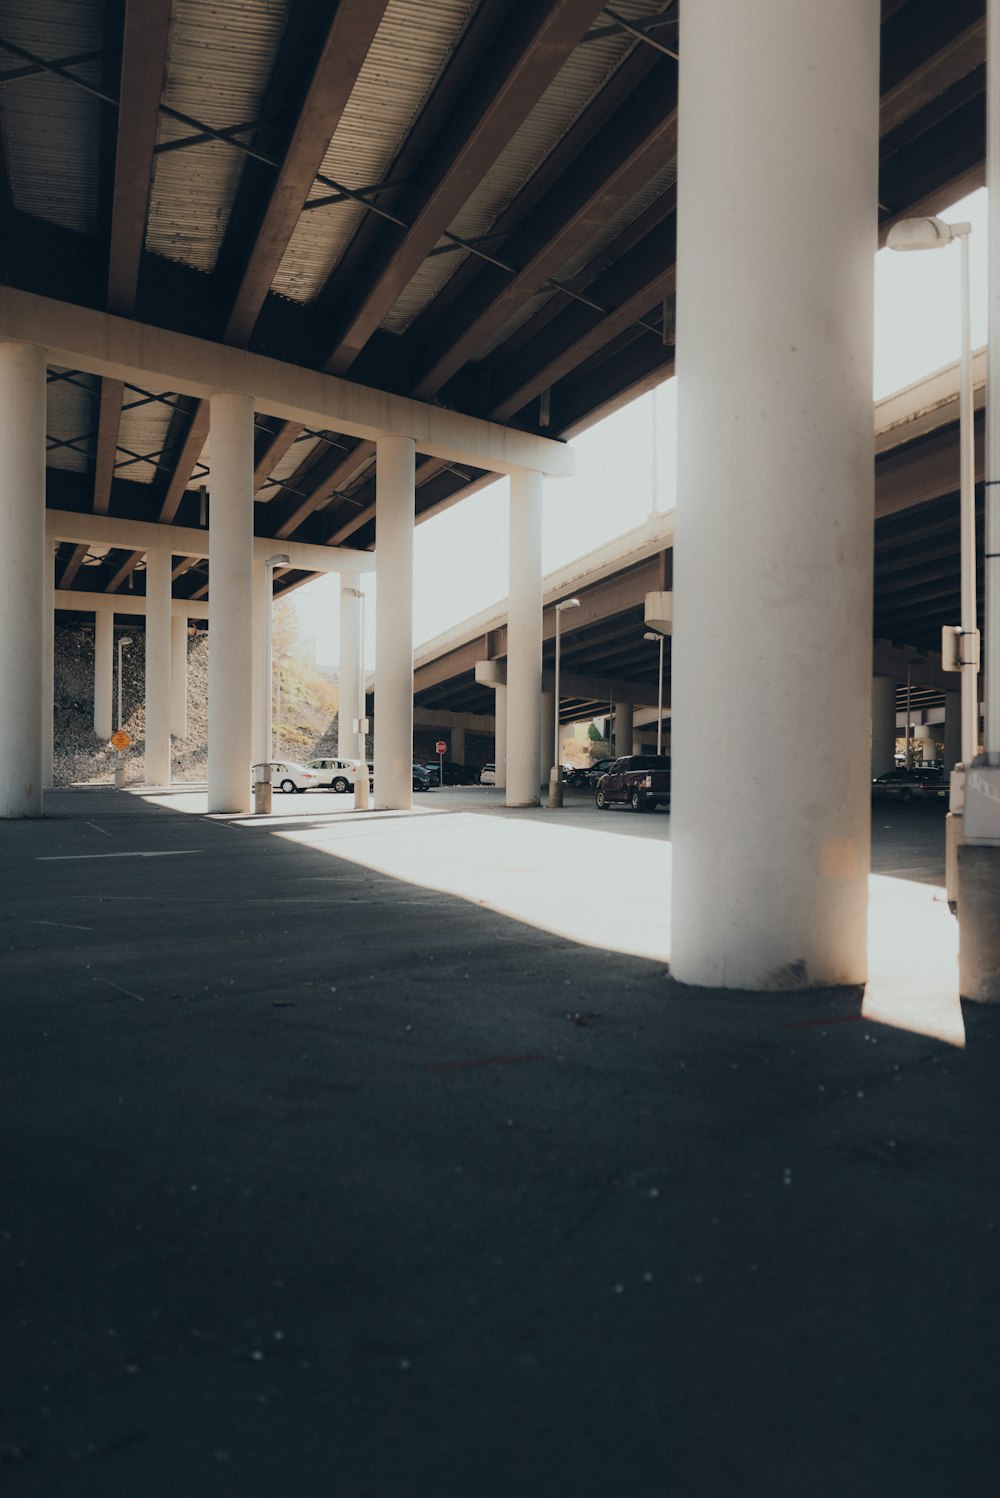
[{"left": 53, "top": 623, "right": 342, "bottom": 787}]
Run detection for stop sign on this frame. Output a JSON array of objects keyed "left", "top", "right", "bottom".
[{"left": 435, "top": 740, "right": 447, "bottom": 754}]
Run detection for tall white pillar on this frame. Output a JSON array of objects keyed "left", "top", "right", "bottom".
[
  {"left": 507, "top": 470, "right": 543, "bottom": 806},
  {"left": 944, "top": 691, "right": 962, "bottom": 772},
  {"left": 339, "top": 571, "right": 363, "bottom": 759},
  {"left": 42, "top": 558, "right": 54, "bottom": 789},
  {"left": 613, "top": 701, "right": 633, "bottom": 759},
  {"left": 208, "top": 393, "right": 254, "bottom": 812},
  {"left": 671, "top": 0, "right": 879, "bottom": 989},
  {"left": 540, "top": 690, "right": 556, "bottom": 786},
  {"left": 94, "top": 608, "right": 114, "bottom": 740},
  {"left": 451, "top": 727, "right": 466, "bottom": 764},
  {"left": 0, "top": 342, "right": 46, "bottom": 817},
  {"left": 144, "top": 550, "right": 172, "bottom": 786},
  {"left": 495, "top": 684, "right": 507, "bottom": 787},
  {"left": 251, "top": 560, "right": 267, "bottom": 761},
  {"left": 871, "top": 676, "right": 897, "bottom": 777},
  {"left": 374, "top": 435, "right": 415, "bottom": 809},
  {"left": 171, "top": 615, "right": 188, "bottom": 740}
]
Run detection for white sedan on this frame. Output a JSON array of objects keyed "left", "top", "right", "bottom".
[
  {"left": 253, "top": 760, "right": 322, "bottom": 793},
  {"left": 305, "top": 757, "right": 374, "bottom": 793}
]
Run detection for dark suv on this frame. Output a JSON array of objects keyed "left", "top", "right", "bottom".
[{"left": 871, "top": 767, "right": 947, "bottom": 803}]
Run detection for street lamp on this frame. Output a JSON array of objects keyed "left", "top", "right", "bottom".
[
  {"left": 345, "top": 586, "right": 370, "bottom": 809},
  {"left": 114, "top": 635, "right": 132, "bottom": 791},
  {"left": 261, "top": 554, "right": 289, "bottom": 761},
  {"left": 887, "top": 216, "right": 979, "bottom": 770},
  {"left": 116, "top": 634, "right": 132, "bottom": 732},
  {"left": 644, "top": 631, "right": 666, "bottom": 755},
  {"left": 549, "top": 597, "right": 580, "bottom": 807}
]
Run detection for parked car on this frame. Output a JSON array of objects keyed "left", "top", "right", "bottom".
[
  {"left": 872, "top": 767, "right": 947, "bottom": 803},
  {"left": 253, "top": 760, "right": 322, "bottom": 793},
  {"left": 435, "top": 759, "right": 480, "bottom": 786},
  {"left": 595, "top": 754, "right": 671, "bottom": 812},
  {"left": 413, "top": 763, "right": 432, "bottom": 792},
  {"left": 480, "top": 763, "right": 496, "bottom": 785},
  {"left": 566, "top": 758, "right": 616, "bottom": 789},
  {"left": 422, "top": 761, "right": 441, "bottom": 787},
  {"left": 305, "top": 757, "right": 373, "bottom": 793}
]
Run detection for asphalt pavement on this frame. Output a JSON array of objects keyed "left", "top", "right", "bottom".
[{"left": 1, "top": 788, "right": 996, "bottom": 1497}]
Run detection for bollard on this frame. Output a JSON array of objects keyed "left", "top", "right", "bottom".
[{"left": 253, "top": 762, "right": 273, "bottom": 815}]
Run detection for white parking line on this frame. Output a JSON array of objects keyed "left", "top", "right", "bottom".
[{"left": 36, "top": 851, "right": 201, "bottom": 862}]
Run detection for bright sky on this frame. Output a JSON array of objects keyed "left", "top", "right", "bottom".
[{"left": 292, "top": 187, "right": 989, "bottom": 671}]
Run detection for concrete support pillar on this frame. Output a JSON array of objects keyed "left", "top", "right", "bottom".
[
  {"left": 451, "top": 727, "right": 466, "bottom": 765},
  {"left": 339, "top": 571, "right": 363, "bottom": 760},
  {"left": 632, "top": 732, "right": 645, "bottom": 755},
  {"left": 871, "top": 676, "right": 897, "bottom": 777},
  {"left": 207, "top": 393, "right": 254, "bottom": 813},
  {"left": 506, "top": 470, "right": 543, "bottom": 806},
  {"left": 495, "top": 685, "right": 507, "bottom": 787},
  {"left": 0, "top": 341, "right": 46, "bottom": 817},
  {"left": 671, "top": 0, "right": 878, "bottom": 988},
  {"left": 171, "top": 615, "right": 188, "bottom": 740},
  {"left": 613, "top": 701, "right": 633, "bottom": 759},
  {"left": 944, "top": 692, "right": 962, "bottom": 772},
  {"left": 143, "top": 550, "right": 172, "bottom": 787},
  {"left": 540, "top": 690, "right": 556, "bottom": 786},
  {"left": 42, "top": 559, "right": 54, "bottom": 789},
  {"left": 94, "top": 608, "right": 114, "bottom": 740},
  {"left": 374, "top": 435, "right": 415, "bottom": 810},
  {"left": 251, "top": 560, "right": 267, "bottom": 762}
]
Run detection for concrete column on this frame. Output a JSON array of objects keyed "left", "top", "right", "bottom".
[
  {"left": 143, "top": 550, "right": 172, "bottom": 787},
  {"left": 42, "top": 559, "right": 54, "bottom": 789},
  {"left": 451, "top": 727, "right": 466, "bottom": 764},
  {"left": 540, "top": 690, "right": 556, "bottom": 786},
  {"left": 94, "top": 608, "right": 114, "bottom": 740},
  {"left": 944, "top": 692, "right": 962, "bottom": 772},
  {"left": 207, "top": 393, "right": 254, "bottom": 813},
  {"left": 613, "top": 701, "right": 633, "bottom": 759},
  {"left": 339, "top": 571, "right": 363, "bottom": 759},
  {"left": 495, "top": 684, "right": 507, "bottom": 787},
  {"left": 0, "top": 341, "right": 46, "bottom": 817},
  {"left": 374, "top": 435, "right": 415, "bottom": 810},
  {"left": 251, "top": 560, "right": 267, "bottom": 761},
  {"left": 671, "top": 0, "right": 879, "bottom": 989},
  {"left": 506, "top": 470, "right": 543, "bottom": 806},
  {"left": 871, "top": 676, "right": 897, "bottom": 777},
  {"left": 171, "top": 615, "right": 188, "bottom": 740}
]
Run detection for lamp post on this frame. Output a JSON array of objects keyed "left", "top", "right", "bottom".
[
  {"left": 114, "top": 635, "right": 132, "bottom": 790},
  {"left": 887, "top": 217, "right": 979, "bottom": 770},
  {"left": 262, "top": 553, "right": 289, "bottom": 761},
  {"left": 644, "top": 631, "right": 665, "bottom": 755},
  {"left": 549, "top": 597, "right": 580, "bottom": 807},
  {"left": 116, "top": 634, "right": 131, "bottom": 732},
  {"left": 345, "top": 586, "right": 370, "bottom": 809}
]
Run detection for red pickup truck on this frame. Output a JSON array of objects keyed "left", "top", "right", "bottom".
[{"left": 595, "top": 755, "right": 671, "bottom": 812}]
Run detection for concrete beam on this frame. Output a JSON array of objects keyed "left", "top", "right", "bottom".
[
  {"left": 412, "top": 707, "right": 495, "bottom": 732},
  {"left": 1, "top": 288, "right": 573, "bottom": 478},
  {"left": 475, "top": 657, "right": 660, "bottom": 709},
  {"left": 45, "top": 509, "right": 374, "bottom": 575},
  {"left": 54, "top": 592, "right": 210, "bottom": 619}
]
